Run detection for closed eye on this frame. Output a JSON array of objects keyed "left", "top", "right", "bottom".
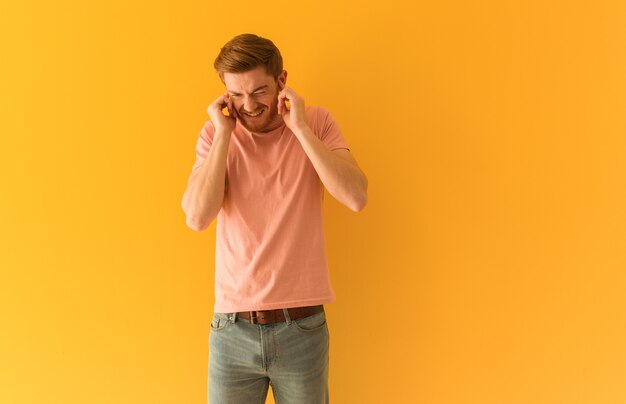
[
  {"left": 230, "top": 91, "right": 265, "bottom": 97},
  {"left": 229, "top": 92, "right": 264, "bottom": 97}
]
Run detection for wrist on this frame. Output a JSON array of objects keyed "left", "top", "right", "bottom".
[
  {"left": 215, "top": 129, "right": 232, "bottom": 139},
  {"left": 292, "top": 121, "right": 309, "bottom": 135}
]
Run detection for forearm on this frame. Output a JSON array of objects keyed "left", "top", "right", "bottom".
[
  {"left": 292, "top": 124, "right": 368, "bottom": 211},
  {"left": 182, "top": 132, "right": 231, "bottom": 231}
]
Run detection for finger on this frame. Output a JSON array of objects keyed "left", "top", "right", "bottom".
[
  {"left": 217, "top": 100, "right": 228, "bottom": 115},
  {"left": 279, "top": 93, "right": 292, "bottom": 109},
  {"left": 216, "top": 92, "right": 229, "bottom": 108},
  {"left": 279, "top": 85, "right": 291, "bottom": 98},
  {"left": 278, "top": 93, "right": 289, "bottom": 111},
  {"left": 227, "top": 95, "right": 238, "bottom": 118},
  {"left": 228, "top": 98, "right": 237, "bottom": 119},
  {"left": 218, "top": 93, "right": 232, "bottom": 116},
  {"left": 277, "top": 95, "right": 285, "bottom": 114}
]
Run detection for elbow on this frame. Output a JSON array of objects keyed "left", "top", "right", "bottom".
[
  {"left": 183, "top": 203, "right": 215, "bottom": 232},
  {"left": 349, "top": 177, "right": 368, "bottom": 212},
  {"left": 186, "top": 216, "right": 212, "bottom": 232},
  {"left": 181, "top": 201, "right": 203, "bottom": 231},
  {"left": 182, "top": 191, "right": 219, "bottom": 231},
  {"left": 349, "top": 193, "right": 368, "bottom": 212}
]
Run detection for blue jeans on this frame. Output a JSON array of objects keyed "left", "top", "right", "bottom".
[{"left": 208, "top": 308, "right": 330, "bottom": 403}]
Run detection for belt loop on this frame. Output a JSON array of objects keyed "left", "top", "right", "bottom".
[
  {"left": 282, "top": 308, "right": 292, "bottom": 325},
  {"left": 230, "top": 312, "right": 237, "bottom": 323}
]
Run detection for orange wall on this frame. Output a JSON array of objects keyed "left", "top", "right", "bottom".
[{"left": 1, "top": 1, "right": 625, "bottom": 403}]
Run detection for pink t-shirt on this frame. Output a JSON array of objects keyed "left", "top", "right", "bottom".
[{"left": 192, "top": 105, "right": 350, "bottom": 313}]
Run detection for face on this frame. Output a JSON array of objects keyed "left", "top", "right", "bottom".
[{"left": 223, "top": 65, "right": 287, "bottom": 133}]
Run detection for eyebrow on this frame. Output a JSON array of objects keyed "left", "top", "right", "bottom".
[{"left": 229, "top": 85, "right": 268, "bottom": 96}]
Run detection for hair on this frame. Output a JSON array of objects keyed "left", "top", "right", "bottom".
[{"left": 213, "top": 33, "right": 283, "bottom": 84}]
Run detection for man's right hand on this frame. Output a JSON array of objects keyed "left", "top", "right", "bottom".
[{"left": 207, "top": 91, "right": 237, "bottom": 135}]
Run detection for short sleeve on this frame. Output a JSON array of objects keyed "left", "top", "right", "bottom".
[
  {"left": 192, "top": 120, "right": 216, "bottom": 171},
  {"left": 317, "top": 106, "right": 350, "bottom": 151}
]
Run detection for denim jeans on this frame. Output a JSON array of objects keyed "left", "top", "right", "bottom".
[{"left": 208, "top": 308, "right": 330, "bottom": 404}]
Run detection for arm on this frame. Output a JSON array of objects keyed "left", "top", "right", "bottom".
[
  {"left": 292, "top": 124, "right": 368, "bottom": 212},
  {"left": 181, "top": 130, "right": 231, "bottom": 231}
]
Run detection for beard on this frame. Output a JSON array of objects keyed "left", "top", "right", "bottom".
[{"left": 238, "top": 89, "right": 283, "bottom": 133}]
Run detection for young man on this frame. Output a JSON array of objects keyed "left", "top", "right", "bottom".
[{"left": 181, "top": 33, "right": 368, "bottom": 404}]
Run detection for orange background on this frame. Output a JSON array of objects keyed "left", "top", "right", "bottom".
[{"left": 1, "top": 1, "right": 625, "bottom": 403}]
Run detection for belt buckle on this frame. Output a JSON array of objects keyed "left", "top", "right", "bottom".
[{"left": 250, "top": 311, "right": 258, "bottom": 324}]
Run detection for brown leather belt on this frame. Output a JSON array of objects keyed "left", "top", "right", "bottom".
[{"left": 235, "top": 305, "right": 324, "bottom": 325}]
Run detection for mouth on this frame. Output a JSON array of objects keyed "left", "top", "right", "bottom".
[{"left": 242, "top": 108, "right": 265, "bottom": 119}]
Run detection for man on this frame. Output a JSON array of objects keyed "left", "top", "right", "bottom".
[{"left": 181, "top": 33, "right": 368, "bottom": 404}]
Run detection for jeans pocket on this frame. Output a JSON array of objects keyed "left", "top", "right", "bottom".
[
  {"left": 290, "top": 311, "right": 327, "bottom": 332},
  {"left": 210, "top": 313, "right": 232, "bottom": 332}
]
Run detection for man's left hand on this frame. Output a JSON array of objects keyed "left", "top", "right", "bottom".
[{"left": 277, "top": 82, "right": 307, "bottom": 131}]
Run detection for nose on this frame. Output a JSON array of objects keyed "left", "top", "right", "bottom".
[{"left": 242, "top": 96, "right": 261, "bottom": 113}]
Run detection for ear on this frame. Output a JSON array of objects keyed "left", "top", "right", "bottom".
[{"left": 278, "top": 70, "right": 287, "bottom": 89}]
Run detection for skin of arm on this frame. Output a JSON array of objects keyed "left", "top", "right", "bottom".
[
  {"left": 181, "top": 131, "right": 231, "bottom": 231},
  {"left": 276, "top": 83, "right": 368, "bottom": 212},
  {"left": 292, "top": 123, "right": 368, "bottom": 212}
]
